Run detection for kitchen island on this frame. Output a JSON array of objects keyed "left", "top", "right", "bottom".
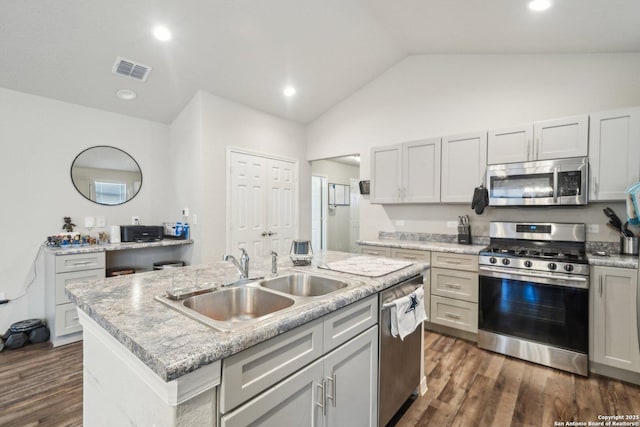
[{"left": 66, "top": 251, "right": 429, "bottom": 426}]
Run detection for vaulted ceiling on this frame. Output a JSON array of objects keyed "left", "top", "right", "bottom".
[{"left": 1, "top": 0, "right": 639, "bottom": 124}]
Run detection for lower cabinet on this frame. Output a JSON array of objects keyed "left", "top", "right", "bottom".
[
  {"left": 359, "top": 244, "right": 391, "bottom": 257},
  {"left": 591, "top": 266, "right": 640, "bottom": 373},
  {"left": 221, "top": 326, "right": 378, "bottom": 427},
  {"left": 390, "top": 248, "right": 431, "bottom": 315}
]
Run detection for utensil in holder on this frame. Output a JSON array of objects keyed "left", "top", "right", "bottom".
[
  {"left": 620, "top": 236, "right": 639, "bottom": 255},
  {"left": 458, "top": 224, "right": 472, "bottom": 245},
  {"left": 290, "top": 240, "right": 313, "bottom": 266}
]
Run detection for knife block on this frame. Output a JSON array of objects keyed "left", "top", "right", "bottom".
[{"left": 457, "top": 225, "right": 472, "bottom": 245}]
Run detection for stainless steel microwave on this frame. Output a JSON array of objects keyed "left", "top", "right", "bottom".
[{"left": 486, "top": 157, "right": 588, "bottom": 206}]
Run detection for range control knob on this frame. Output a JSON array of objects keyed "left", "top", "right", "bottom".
[
  {"left": 564, "top": 264, "right": 574, "bottom": 272},
  {"left": 489, "top": 257, "right": 497, "bottom": 264},
  {"left": 524, "top": 260, "right": 533, "bottom": 268},
  {"left": 501, "top": 258, "right": 511, "bottom": 266},
  {"left": 548, "top": 262, "right": 557, "bottom": 271}
]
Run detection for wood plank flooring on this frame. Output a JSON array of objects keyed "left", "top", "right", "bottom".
[{"left": 1, "top": 331, "right": 639, "bottom": 426}]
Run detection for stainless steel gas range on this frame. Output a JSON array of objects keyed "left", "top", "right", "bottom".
[{"left": 478, "top": 222, "right": 589, "bottom": 376}]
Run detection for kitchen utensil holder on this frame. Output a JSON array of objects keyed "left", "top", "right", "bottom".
[
  {"left": 620, "top": 236, "right": 639, "bottom": 255},
  {"left": 458, "top": 225, "right": 472, "bottom": 245}
]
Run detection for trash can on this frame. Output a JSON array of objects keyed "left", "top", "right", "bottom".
[{"left": 153, "top": 261, "right": 186, "bottom": 270}]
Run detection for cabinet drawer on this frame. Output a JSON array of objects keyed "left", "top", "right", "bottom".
[
  {"left": 430, "top": 296, "right": 477, "bottom": 333},
  {"left": 431, "top": 268, "right": 478, "bottom": 303},
  {"left": 359, "top": 245, "right": 391, "bottom": 257},
  {"left": 55, "top": 252, "right": 105, "bottom": 273},
  {"left": 323, "top": 295, "right": 377, "bottom": 353},
  {"left": 55, "top": 269, "right": 104, "bottom": 305},
  {"left": 220, "top": 319, "right": 324, "bottom": 413},
  {"left": 431, "top": 252, "right": 478, "bottom": 272},
  {"left": 54, "top": 303, "right": 82, "bottom": 336},
  {"left": 390, "top": 248, "right": 430, "bottom": 262}
]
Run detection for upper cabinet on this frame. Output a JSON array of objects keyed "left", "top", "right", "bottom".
[
  {"left": 371, "top": 138, "right": 441, "bottom": 204},
  {"left": 488, "top": 115, "right": 588, "bottom": 164},
  {"left": 589, "top": 107, "right": 640, "bottom": 201},
  {"left": 441, "top": 132, "right": 487, "bottom": 203}
]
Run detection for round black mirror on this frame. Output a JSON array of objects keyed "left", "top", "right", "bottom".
[{"left": 70, "top": 146, "right": 142, "bottom": 205}]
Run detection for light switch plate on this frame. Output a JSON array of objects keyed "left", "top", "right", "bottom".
[
  {"left": 96, "top": 216, "right": 106, "bottom": 227},
  {"left": 84, "top": 216, "right": 95, "bottom": 228}
]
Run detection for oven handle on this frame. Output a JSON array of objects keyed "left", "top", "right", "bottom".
[{"left": 479, "top": 266, "right": 589, "bottom": 290}]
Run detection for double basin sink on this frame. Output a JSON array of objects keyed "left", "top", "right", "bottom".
[{"left": 158, "top": 273, "right": 350, "bottom": 331}]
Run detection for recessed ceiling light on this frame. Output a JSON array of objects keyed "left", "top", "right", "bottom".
[
  {"left": 116, "top": 89, "right": 137, "bottom": 101},
  {"left": 153, "top": 25, "right": 172, "bottom": 41},
  {"left": 528, "top": 0, "right": 551, "bottom": 11},
  {"left": 283, "top": 86, "right": 296, "bottom": 97}
]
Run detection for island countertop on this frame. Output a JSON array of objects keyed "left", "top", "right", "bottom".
[{"left": 65, "top": 251, "right": 429, "bottom": 382}]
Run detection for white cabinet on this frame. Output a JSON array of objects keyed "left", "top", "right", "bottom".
[
  {"left": 429, "top": 252, "right": 479, "bottom": 333},
  {"left": 487, "top": 115, "right": 588, "bottom": 164},
  {"left": 45, "top": 252, "right": 105, "bottom": 347},
  {"left": 591, "top": 266, "right": 640, "bottom": 373},
  {"left": 371, "top": 138, "right": 441, "bottom": 204},
  {"left": 220, "top": 296, "right": 378, "bottom": 425},
  {"left": 441, "top": 132, "right": 487, "bottom": 203},
  {"left": 359, "top": 244, "right": 391, "bottom": 257},
  {"left": 589, "top": 107, "right": 640, "bottom": 201}
]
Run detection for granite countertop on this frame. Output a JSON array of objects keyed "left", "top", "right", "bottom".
[
  {"left": 357, "top": 238, "right": 487, "bottom": 255},
  {"left": 65, "top": 250, "right": 429, "bottom": 383},
  {"left": 586, "top": 252, "right": 638, "bottom": 269},
  {"left": 45, "top": 238, "right": 193, "bottom": 256}
]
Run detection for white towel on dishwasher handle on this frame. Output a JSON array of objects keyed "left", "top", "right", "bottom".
[{"left": 390, "top": 287, "right": 427, "bottom": 340}]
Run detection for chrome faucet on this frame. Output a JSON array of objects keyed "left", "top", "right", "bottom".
[
  {"left": 271, "top": 251, "right": 278, "bottom": 276},
  {"left": 223, "top": 248, "right": 250, "bottom": 279}
]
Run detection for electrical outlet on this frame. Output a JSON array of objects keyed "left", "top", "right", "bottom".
[
  {"left": 132, "top": 216, "right": 140, "bottom": 225},
  {"left": 84, "top": 216, "right": 95, "bottom": 228},
  {"left": 0, "top": 292, "right": 6, "bottom": 300},
  {"left": 192, "top": 214, "right": 198, "bottom": 225},
  {"left": 96, "top": 216, "right": 106, "bottom": 227},
  {"left": 586, "top": 224, "right": 600, "bottom": 233},
  {"left": 446, "top": 221, "right": 458, "bottom": 228},
  {"left": 182, "top": 207, "right": 190, "bottom": 217}
]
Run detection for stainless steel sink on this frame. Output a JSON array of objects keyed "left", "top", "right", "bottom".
[
  {"left": 182, "top": 287, "right": 294, "bottom": 323},
  {"left": 260, "top": 273, "right": 348, "bottom": 297}
]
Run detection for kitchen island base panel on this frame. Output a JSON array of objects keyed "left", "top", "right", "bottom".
[
  {"left": 589, "top": 361, "right": 640, "bottom": 386},
  {"left": 80, "top": 311, "right": 221, "bottom": 427},
  {"left": 425, "top": 321, "right": 478, "bottom": 343}
]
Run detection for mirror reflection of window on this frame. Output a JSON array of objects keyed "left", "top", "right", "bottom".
[{"left": 70, "top": 146, "right": 142, "bottom": 206}]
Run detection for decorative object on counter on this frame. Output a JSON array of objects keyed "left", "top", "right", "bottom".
[
  {"left": 163, "top": 222, "right": 189, "bottom": 239},
  {"left": 46, "top": 233, "right": 103, "bottom": 247},
  {"left": 471, "top": 184, "right": 488, "bottom": 214},
  {"left": 1, "top": 319, "right": 50, "bottom": 351},
  {"left": 110, "top": 225, "right": 121, "bottom": 243},
  {"left": 70, "top": 145, "right": 142, "bottom": 206},
  {"left": 98, "top": 231, "right": 109, "bottom": 243},
  {"left": 62, "top": 216, "right": 76, "bottom": 232},
  {"left": 290, "top": 240, "right": 313, "bottom": 266},
  {"left": 457, "top": 214, "right": 472, "bottom": 244}
]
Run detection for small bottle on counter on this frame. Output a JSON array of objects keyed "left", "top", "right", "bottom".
[
  {"left": 183, "top": 223, "right": 190, "bottom": 239},
  {"left": 175, "top": 222, "right": 183, "bottom": 238}
]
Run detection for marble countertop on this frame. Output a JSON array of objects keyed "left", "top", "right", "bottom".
[
  {"left": 65, "top": 251, "right": 429, "bottom": 382},
  {"left": 45, "top": 238, "right": 193, "bottom": 256},
  {"left": 357, "top": 238, "right": 487, "bottom": 255},
  {"left": 358, "top": 239, "right": 639, "bottom": 269}
]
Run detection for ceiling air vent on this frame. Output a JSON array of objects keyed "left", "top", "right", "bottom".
[{"left": 112, "top": 57, "right": 152, "bottom": 82}]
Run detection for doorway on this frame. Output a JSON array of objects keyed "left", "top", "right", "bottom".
[{"left": 310, "top": 155, "right": 360, "bottom": 252}]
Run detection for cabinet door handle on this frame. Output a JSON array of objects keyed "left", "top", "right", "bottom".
[
  {"left": 599, "top": 275, "right": 603, "bottom": 296},
  {"left": 267, "top": 231, "right": 277, "bottom": 236},
  {"left": 315, "top": 381, "right": 326, "bottom": 416},
  {"left": 445, "top": 260, "right": 462, "bottom": 265},
  {"left": 445, "top": 312, "right": 461, "bottom": 320},
  {"left": 527, "top": 139, "right": 531, "bottom": 161},
  {"left": 261, "top": 231, "right": 268, "bottom": 237},
  {"left": 326, "top": 374, "right": 337, "bottom": 407},
  {"left": 402, "top": 255, "right": 417, "bottom": 260},
  {"left": 71, "top": 261, "right": 94, "bottom": 266},
  {"left": 445, "top": 283, "right": 462, "bottom": 290},
  {"left": 535, "top": 138, "right": 540, "bottom": 159}
]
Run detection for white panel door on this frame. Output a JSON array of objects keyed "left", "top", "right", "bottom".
[
  {"left": 403, "top": 138, "right": 441, "bottom": 203},
  {"left": 230, "top": 151, "right": 268, "bottom": 256},
  {"left": 487, "top": 125, "right": 533, "bottom": 164},
  {"left": 267, "top": 158, "right": 297, "bottom": 257},
  {"left": 230, "top": 152, "right": 297, "bottom": 258},
  {"left": 441, "top": 132, "right": 487, "bottom": 203},
  {"left": 589, "top": 107, "right": 640, "bottom": 201},
  {"left": 534, "top": 115, "right": 588, "bottom": 160}
]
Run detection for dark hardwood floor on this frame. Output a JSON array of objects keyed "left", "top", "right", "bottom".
[{"left": 1, "top": 331, "right": 639, "bottom": 426}]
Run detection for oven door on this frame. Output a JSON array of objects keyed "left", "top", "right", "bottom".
[{"left": 478, "top": 267, "right": 588, "bottom": 354}]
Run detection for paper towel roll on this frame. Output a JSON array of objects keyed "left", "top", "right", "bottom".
[{"left": 110, "top": 225, "right": 121, "bottom": 243}]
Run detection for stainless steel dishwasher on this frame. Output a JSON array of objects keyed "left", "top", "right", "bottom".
[{"left": 378, "top": 274, "right": 424, "bottom": 426}]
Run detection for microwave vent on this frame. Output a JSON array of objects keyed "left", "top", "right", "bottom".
[{"left": 112, "top": 57, "right": 152, "bottom": 82}]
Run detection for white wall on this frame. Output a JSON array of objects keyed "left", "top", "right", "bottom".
[
  {"left": 0, "top": 87, "right": 171, "bottom": 331},
  {"left": 170, "top": 90, "right": 309, "bottom": 264},
  {"left": 311, "top": 159, "right": 359, "bottom": 251},
  {"left": 307, "top": 54, "right": 640, "bottom": 241}
]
